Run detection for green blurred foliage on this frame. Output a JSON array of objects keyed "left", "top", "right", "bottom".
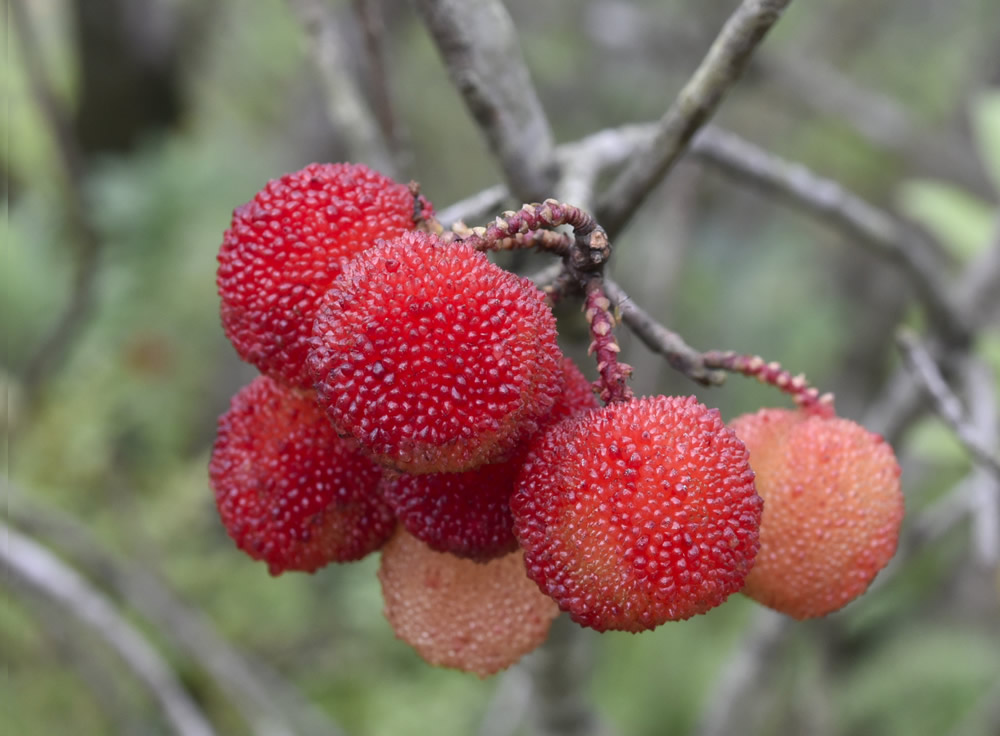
[
  {"left": 898, "top": 88, "right": 1000, "bottom": 263},
  {"left": 5, "top": 1, "right": 999, "bottom": 735}
]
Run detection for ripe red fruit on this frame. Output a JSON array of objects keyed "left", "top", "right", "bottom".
[
  {"left": 378, "top": 529, "right": 559, "bottom": 677},
  {"left": 380, "top": 358, "right": 599, "bottom": 560},
  {"left": 217, "top": 163, "right": 432, "bottom": 388},
  {"left": 380, "top": 463, "right": 521, "bottom": 561},
  {"left": 209, "top": 375, "right": 394, "bottom": 575},
  {"left": 729, "top": 408, "right": 903, "bottom": 619},
  {"left": 308, "top": 231, "right": 563, "bottom": 474},
  {"left": 512, "top": 395, "right": 762, "bottom": 632}
]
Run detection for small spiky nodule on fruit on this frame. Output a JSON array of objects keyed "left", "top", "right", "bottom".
[
  {"left": 308, "top": 231, "right": 564, "bottom": 474},
  {"left": 730, "top": 408, "right": 903, "bottom": 619},
  {"left": 209, "top": 376, "right": 395, "bottom": 575},
  {"left": 512, "top": 395, "right": 762, "bottom": 632},
  {"left": 217, "top": 162, "right": 432, "bottom": 388},
  {"left": 378, "top": 529, "right": 559, "bottom": 677}
]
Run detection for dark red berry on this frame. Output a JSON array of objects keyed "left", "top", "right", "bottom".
[
  {"left": 217, "top": 163, "right": 433, "bottom": 387},
  {"left": 209, "top": 375, "right": 394, "bottom": 575}
]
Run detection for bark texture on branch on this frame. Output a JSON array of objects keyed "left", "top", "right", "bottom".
[
  {"left": 598, "top": 0, "right": 794, "bottom": 237},
  {"left": 2, "top": 522, "right": 217, "bottom": 736},
  {"left": 413, "top": 0, "right": 557, "bottom": 202}
]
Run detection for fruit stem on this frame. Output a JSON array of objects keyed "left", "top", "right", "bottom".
[
  {"left": 584, "top": 276, "right": 634, "bottom": 404},
  {"left": 538, "top": 266, "right": 576, "bottom": 307},
  {"left": 409, "top": 181, "right": 439, "bottom": 233},
  {"left": 442, "top": 200, "right": 611, "bottom": 268},
  {"left": 445, "top": 220, "right": 573, "bottom": 254},
  {"left": 701, "top": 351, "right": 835, "bottom": 416}
]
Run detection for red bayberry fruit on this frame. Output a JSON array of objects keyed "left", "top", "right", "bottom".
[
  {"left": 308, "top": 231, "right": 563, "bottom": 474},
  {"left": 217, "top": 163, "right": 432, "bottom": 388},
  {"left": 378, "top": 529, "right": 559, "bottom": 677},
  {"left": 729, "top": 408, "right": 903, "bottom": 619},
  {"left": 209, "top": 375, "right": 394, "bottom": 575},
  {"left": 381, "top": 358, "right": 599, "bottom": 560},
  {"left": 512, "top": 395, "right": 762, "bottom": 632}
]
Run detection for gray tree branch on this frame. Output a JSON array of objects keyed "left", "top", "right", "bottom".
[
  {"left": 2, "top": 522, "right": 218, "bottom": 736},
  {"left": 962, "top": 358, "right": 1000, "bottom": 565},
  {"left": 412, "top": 0, "right": 557, "bottom": 202},
  {"left": 896, "top": 330, "right": 1000, "bottom": 478},
  {"left": 597, "top": 0, "right": 793, "bottom": 237},
  {"left": 6, "top": 490, "right": 344, "bottom": 736},
  {"left": 523, "top": 616, "right": 614, "bottom": 736},
  {"left": 12, "top": 0, "right": 102, "bottom": 406},
  {"left": 689, "top": 126, "right": 968, "bottom": 342},
  {"left": 692, "top": 608, "right": 791, "bottom": 736},
  {"left": 438, "top": 184, "right": 512, "bottom": 227},
  {"left": 603, "top": 278, "right": 726, "bottom": 387},
  {"left": 287, "top": 0, "right": 397, "bottom": 176},
  {"left": 581, "top": 1, "right": 992, "bottom": 198}
]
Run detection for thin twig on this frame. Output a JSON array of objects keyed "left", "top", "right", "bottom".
[
  {"left": 287, "top": 0, "right": 396, "bottom": 175},
  {"left": 959, "top": 217, "right": 1000, "bottom": 329},
  {"left": 581, "top": 3, "right": 990, "bottom": 198},
  {"left": 896, "top": 330, "right": 1000, "bottom": 478},
  {"left": 443, "top": 119, "right": 976, "bottom": 346},
  {"left": 603, "top": 278, "right": 726, "bottom": 387},
  {"left": 12, "top": 0, "right": 102, "bottom": 404},
  {"left": 689, "top": 126, "right": 968, "bottom": 341},
  {"left": 960, "top": 359, "right": 1000, "bottom": 565},
  {"left": 751, "top": 52, "right": 994, "bottom": 200},
  {"left": 477, "top": 664, "right": 533, "bottom": 736},
  {"left": 437, "top": 184, "right": 511, "bottom": 227},
  {"left": 413, "top": 0, "right": 557, "bottom": 202},
  {"left": 16, "top": 588, "right": 144, "bottom": 733},
  {"left": 555, "top": 124, "right": 656, "bottom": 210},
  {"left": 2, "top": 522, "right": 218, "bottom": 736},
  {"left": 5, "top": 489, "right": 344, "bottom": 736},
  {"left": 692, "top": 608, "right": 791, "bottom": 736},
  {"left": 864, "top": 218, "right": 1000, "bottom": 444},
  {"left": 352, "top": 0, "right": 411, "bottom": 175},
  {"left": 523, "top": 615, "right": 614, "bottom": 736},
  {"left": 598, "top": 0, "right": 793, "bottom": 237},
  {"left": 438, "top": 124, "right": 655, "bottom": 226}
]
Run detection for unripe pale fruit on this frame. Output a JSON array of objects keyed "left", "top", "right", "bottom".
[
  {"left": 309, "top": 232, "right": 563, "bottom": 474},
  {"left": 730, "top": 408, "right": 903, "bottom": 619},
  {"left": 378, "top": 529, "right": 559, "bottom": 677},
  {"left": 512, "top": 395, "right": 762, "bottom": 632}
]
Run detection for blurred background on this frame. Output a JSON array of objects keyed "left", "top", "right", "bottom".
[{"left": 4, "top": 0, "right": 1000, "bottom": 734}]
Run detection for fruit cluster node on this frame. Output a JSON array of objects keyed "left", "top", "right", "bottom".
[{"left": 210, "top": 162, "right": 904, "bottom": 677}]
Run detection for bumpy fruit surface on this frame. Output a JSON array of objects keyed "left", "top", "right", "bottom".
[
  {"left": 217, "top": 163, "right": 431, "bottom": 387},
  {"left": 730, "top": 408, "right": 903, "bottom": 619},
  {"left": 512, "top": 395, "right": 762, "bottom": 632},
  {"left": 378, "top": 529, "right": 559, "bottom": 677},
  {"left": 380, "top": 462, "right": 521, "bottom": 561},
  {"left": 209, "top": 376, "right": 394, "bottom": 575},
  {"left": 381, "top": 358, "right": 599, "bottom": 560},
  {"left": 308, "top": 231, "right": 563, "bottom": 474}
]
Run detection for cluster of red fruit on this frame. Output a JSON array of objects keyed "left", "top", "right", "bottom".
[{"left": 209, "top": 163, "right": 904, "bottom": 677}]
